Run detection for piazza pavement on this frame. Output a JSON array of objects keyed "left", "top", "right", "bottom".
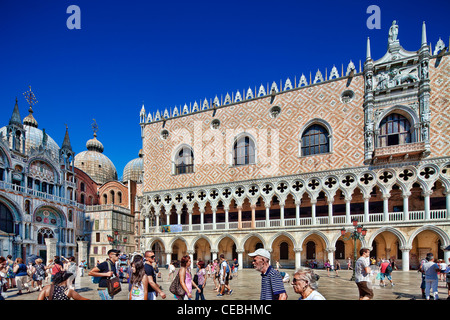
[{"left": 2, "top": 266, "right": 449, "bottom": 301}]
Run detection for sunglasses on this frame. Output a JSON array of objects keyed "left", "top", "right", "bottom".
[
  {"left": 147, "top": 256, "right": 155, "bottom": 259},
  {"left": 292, "top": 278, "right": 307, "bottom": 284}
]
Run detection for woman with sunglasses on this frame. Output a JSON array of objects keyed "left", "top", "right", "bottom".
[{"left": 291, "top": 267, "right": 326, "bottom": 300}]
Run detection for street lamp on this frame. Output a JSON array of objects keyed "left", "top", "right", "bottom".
[
  {"left": 107, "top": 229, "right": 120, "bottom": 248},
  {"left": 340, "top": 219, "right": 367, "bottom": 281}
]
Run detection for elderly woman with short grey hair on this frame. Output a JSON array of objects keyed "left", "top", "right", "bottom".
[{"left": 291, "top": 267, "right": 326, "bottom": 300}]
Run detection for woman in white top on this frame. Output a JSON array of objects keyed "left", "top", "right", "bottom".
[
  {"left": 129, "top": 255, "right": 148, "bottom": 300},
  {"left": 168, "top": 261, "right": 176, "bottom": 282},
  {"left": 291, "top": 267, "right": 326, "bottom": 300}
]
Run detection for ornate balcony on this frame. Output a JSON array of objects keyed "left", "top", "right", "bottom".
[{"left": 374, "top": 141, "right": 426, "bottom": 161}]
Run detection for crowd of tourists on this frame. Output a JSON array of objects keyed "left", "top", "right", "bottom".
[{"left": 1, "top": 250, "right": 449, "bottom": 301}]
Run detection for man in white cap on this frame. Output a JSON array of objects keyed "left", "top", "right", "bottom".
[{"left": 249, "top": 248, "right": 287, "bottom": 300}]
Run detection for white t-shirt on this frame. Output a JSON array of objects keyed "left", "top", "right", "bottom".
[
  {"left": 355, "top": 257, "right": 371, "bottom": 283},
  {"left": 169, "top": 264, "right": 175, "bottom": 273},
  {"left": 301, "top": 290, "right": 326, "bottom": 300},
  {"left": 220, "top": 261, "right": 228, "bottom": 275}
]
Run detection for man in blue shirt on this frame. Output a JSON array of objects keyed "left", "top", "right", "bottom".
[{"left": 249, "top": 249, "right": 287, "bottom": 300}]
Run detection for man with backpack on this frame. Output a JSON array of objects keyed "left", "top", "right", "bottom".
[
  {"left": 88, "top": 249, "right": 121, "bottom": 300},
  {"left": 217, "top": 254, "right": 233, "bottom": 297},
  {"left": 379, "top": 259, "right": 394, "bottom": 287}
]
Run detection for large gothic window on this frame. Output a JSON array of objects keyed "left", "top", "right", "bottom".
[
  {"left": 233, "top": 136, "right": 255, "bottom": 166},
  {"left": 378, "top": 113, "right": 411, "bottom": 147},
  {"left": 175, "top": 146, "right": 194, "bottom": 175},
  {"left": 301, "top": 124, "right": 329, "bottom": 156},
  {"left": 0, "top": 202, "right": 14, "bottom": 234}
]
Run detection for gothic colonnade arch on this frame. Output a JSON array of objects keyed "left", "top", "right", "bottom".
[{"left": 144, "top": 224, "right": 450, "bottom": 271}]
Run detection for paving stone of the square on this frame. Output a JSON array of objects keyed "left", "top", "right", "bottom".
[{"left": 3, "top": 267, "right": 449, "bottom": 301}]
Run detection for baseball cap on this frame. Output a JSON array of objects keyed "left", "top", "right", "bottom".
[{"left": 248, "top": 248, "right": 271, "bottom": 260}]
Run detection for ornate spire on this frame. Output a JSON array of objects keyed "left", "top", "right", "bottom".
[
  {"left": 366, "top": 37, "right": 371, "bottom": 61},
  {"left": 9, "top": 97, "right": 23, "bottom": 128},
  {"left": 61, "top": 124, "right": 73, "bottom": 152},
  {"left": 22, "top": 86, "right": 39, "bottom": 128},
  {"left": 86, "top": 119, "right": 104, "bottom": 153},
  {"left": 421, "top": 21, "right": 427, "bottom": 47}
]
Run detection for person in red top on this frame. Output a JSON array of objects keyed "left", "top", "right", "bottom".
[
  {"left": 50, "top": 256, "right": 64, "bottom": 283},
  {"left": 379, "top": 259, "right": 394, "bottom": 287}
]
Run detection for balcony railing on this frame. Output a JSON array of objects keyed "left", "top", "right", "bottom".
[
  {"left": 144, "top": 209, "right": 448, "bottom": 234},
  {"left": 374, "top": 141, "right": 426, "bottom": 158},
  {"left": 0, "top": 180, "right": 85, "bottom": 210},
  {"left": 86, "top": 204, "right": 131, "bottom": 214}
]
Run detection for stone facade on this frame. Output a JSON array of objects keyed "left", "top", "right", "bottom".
[{"left": 138, "top": 21, "right": 450, "bottom": 271}]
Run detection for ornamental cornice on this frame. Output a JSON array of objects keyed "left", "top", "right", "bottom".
[{"left": 142, "top": 157, "right": 450, "bottom": 208}]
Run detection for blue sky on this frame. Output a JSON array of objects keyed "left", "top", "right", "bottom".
[{"left": 1, "top": 0, "right": 449, "bottom": 178}]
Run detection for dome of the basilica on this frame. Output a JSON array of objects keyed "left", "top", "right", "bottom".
[
  {"left": 0, "top": 124, "right": 60, "bottom": 158},
  {"left": 74, "top": 133, "right": 118, "bottom": 185},
  {"left": 123, "top": 149, "right": 143, "bottom": 182}
]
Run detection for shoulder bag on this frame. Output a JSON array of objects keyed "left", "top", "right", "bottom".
[
  {"left": 169, "top": 271, "right": 185, "bottom": 297},
  {"left": 106, "top": 261, "right": 121, "bottom": 296}
]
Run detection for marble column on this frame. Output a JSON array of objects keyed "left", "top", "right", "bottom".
[
  {"left": 295, "top": 200, "right": 301, "bottom": 226},
  {"left": 403, "top": 192, "right": 411, "bottom": 221},
  {"left": 224, "top": 206, "right": 229, "bottom": 230},
  {"left": 327, "top": 199, "right": 333, "bottom": 225},
  {"left": 294, "top": 248, "right": 302, "bottom": 269},
  {"left": 45, "top": 238, "right": 58, "bottom": 265},
  {"left": 401, "top": 247, "right": 411, "bottom": 271},
  {"left": 199, "top": 208, "right": 205, "bottom": 231},
  {"left": 212, "top": 208, "right": 217, "bottom": 230},
  {"left": 446, "top": 192, "right": 450, "bottom": 220},
  {"left": 265, "top": 204, "right": 270, "bottom": 228},
  {"left": 363, "top": 196, "right": 370, "bottom": 222},
  {"left": 237, "top": 249, "right": 244, "bottom": 271},
  {"left": 326, "top": 248, "right": 335, "bottom": 268},
  {"left": 423, "top": 190, "right": 432, "bottom": 220},
  {"left": 77, "top": 240, "right": 89, "bottom": 271},
  {"left": 345, "top": 198, "right": 351, "bottom": 224},
  {"left": 237, "top": 206, "right": 242, "bottom": 229},
  {"left": 250, "top": 205, "right": 256, "bottom": 228},
  {"left": 382, "top": 194, "right": 390, "bottom": 221},
  {"left": 280, "top": 204, "right": 285, "bottom": 227},
  {"left": 311, "top": 200, "right": 317, "bottom": 225}
]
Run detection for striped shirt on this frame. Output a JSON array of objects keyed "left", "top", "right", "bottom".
[{"left": 260, "top": 266, "right": 286, "bottom": 300}]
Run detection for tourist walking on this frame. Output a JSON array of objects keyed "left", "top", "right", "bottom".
[
  {"left": 168, "top": 261, "right": 176, "bottom": 282},
  {"left": 195, "top": 260, "right": 207, "bottom": 300},
  {"left": 5, "top": 255, "right": 16, "bottom": 289},
  {"left": 33, "top": 258, "right": 46, "bottom": 291},
  {"left": 379, "top": 259, "right": 394, "bottom": 287},
  {"left": 144, "top": 250, "right": 166, "bottom": 300},
  {"left": 291, "top": 267, "right": 325, "bottom": 300},
  {"left": 438, "top": 259, "right": 447, "bottom": 282},
  {"left": 347, "top": 257, "right": 353, "bottom": 270},
  {"left": 421, "top": 253, "right": 440, "bottom": 300},
  {"left": 62, "top": 256, "right": 77, "bottom": 290},
  {"left": 354, "top": 248, "right": 373, "bottom": 300},
  {"left": 213, "top": 259, "right": 219, "bottom": 292},
  {"left": 129, "top": 255, "right": 148, "bottom": 300},
  {"left": 232, "top": 258, "right": 239, "bottom": 278},
  {"left": 0, "top": 256, "right": 7, "bottom": 300},
  {"left": 334, "top": 260, "right": 341, "bottom": 277},
  {"left": 324, "top": 259, "right": 331, "bottom": 277},
  {"left": 249, "top": 248, "right": 287, "bottom": 300},
  {"left": 13, "top": 258, "right": 31, "bottom": 295},
  {"left": 38, "top": 271, "right": 89, "bottom": 300},
  {"left": 217, "top": 254, "right": 232, "bottom": 297},
  {"left": 88, "top": 249, "right": 121, "bottom": 300},
  {"left": 177, "top": 255, "right": 199, "bottom": 300}
]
